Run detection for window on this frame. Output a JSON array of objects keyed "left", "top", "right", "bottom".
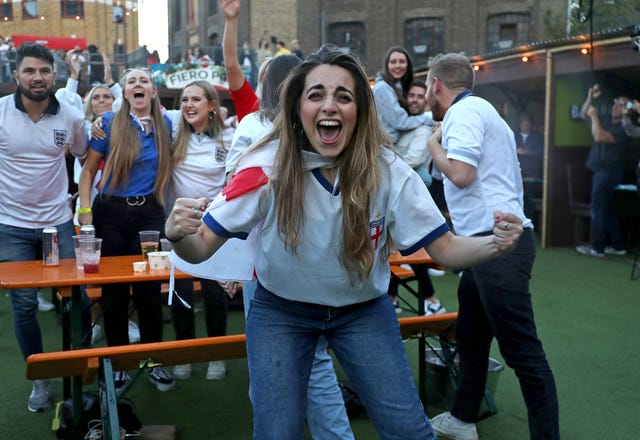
[
  {"left": 404, "top": 18, "right": 445, "bottom": 69},
  {"left": 61, "top": 1, "right": 84, "bottom": 18},
  {"left": 328, "top": 22, "right": 366, "bottom": 61},
  {"left": 486, "top": 13, "right": 531, "bottom": 51},
  {"left": 22, "top": 0, "right": 38, "bottom": 19},
  {"left": 208, "top": 0, "right": 217, "bottom": 16},
  {"left": 172, "top": 0, "right": 182, "bottom": 30},
  {"left": 1, "top": 3, "right": 13, "bottom": 21}
]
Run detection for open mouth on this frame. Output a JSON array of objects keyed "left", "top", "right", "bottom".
[{"left": 317, "top": 120, "right": 342, "bottom": 144}]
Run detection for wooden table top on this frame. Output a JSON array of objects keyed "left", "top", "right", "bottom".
[
  {"left": 388, "top": 247, "right": 440, "bottom": 267},
  {"left": 0, "top": 255, "right": 192, "bottom": 290}
]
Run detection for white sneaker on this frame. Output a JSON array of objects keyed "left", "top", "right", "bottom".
[
  {"left": 604, "top": 246, "right": 627, "bottom": 255},
  {"left": 27, "top": 379, "right": 50, "bottom": 412},
  {"left": 425, "top": 300, "right": 446, "bottom": 316},
  {"left": 428, "top": 268, "right": 446, "bottom": 277},
  {"left": 91, "top": 324, "right": 103, "bottom": 345},
  {"left": 173, "top": 364, "right": 192, "bottom": 380},
  {"left": 392, "top": 300, "right": 402, "bottom": 315},
  {"left": 128, "top": 320, "right": 140, "bottom": 343},
  {"left": 430, "top": 412, "right": 478, "bottom": 440},
  {"left": 206, "top": 361, "right": 226, "bottom": 380},
  {"left": 37, "top": 291, "right": 55, "bottom": 312}
]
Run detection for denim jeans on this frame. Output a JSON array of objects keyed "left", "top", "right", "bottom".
[
  {"left": 246, "top": 284, "right": 435, "bottom": 440},
  {"left": 0, "top": 220, "right": 92, "bottom": 358},
  {"left": 590, "top": 167, "right": 625, "bottom": 252},
  {"left": 243, "top": 280, "right": 353, "bottom": 440},
  {"left": 171, "top": 278, "right": 228, "bottom": 339},
  {"left": 452, "top": 229, "right": 559, "bottom": 440}
]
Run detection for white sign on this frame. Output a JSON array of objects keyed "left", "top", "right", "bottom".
[{"left": 164, "top": 67, "right": 227, "bottom": 89}]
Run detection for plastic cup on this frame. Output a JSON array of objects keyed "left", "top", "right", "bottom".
[
  {"left": 139, "top": 230, "right": 160, "bottom": 261},
  {"left": 72, "top": 235, "right": 84, "bottom": 269},
  {"left": 160, "top": 238, "right": 173, "bottom": 252},
  {"left": 79, "top": 238, "right": 102, "bottom": 273}
]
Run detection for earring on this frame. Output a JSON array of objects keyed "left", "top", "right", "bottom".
[{"left": 209, "top": 111, "right": 216, "bottom": 120}]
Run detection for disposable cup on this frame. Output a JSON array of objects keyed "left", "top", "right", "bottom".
[
  {"left": 79, "top": 238, "right": 102, "bottom": 273},
  {"left": 139, "top": 230, "right": 160, "bottom": 261}
]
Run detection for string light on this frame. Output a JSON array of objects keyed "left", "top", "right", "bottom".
[
  {"left": 473, "top": 64, "right": 482, "bottom": 71},
  {"left": 521, "top": 55, "right": 529, "bottom": 62},
  {"left": 580, "top": 47, "right": 589, "bottom": 55}
]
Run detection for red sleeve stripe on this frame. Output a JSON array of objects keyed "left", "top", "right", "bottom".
[{"left": 222, "top": 167, "right": 269, "bottom": 201}]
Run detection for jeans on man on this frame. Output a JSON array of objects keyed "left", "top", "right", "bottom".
[
  {"left": 247, "top": 284, "right": 436, "bottom": 440},
  {"left": 0, "top": 220, "right": 91, "bottom": 358},
  {"left": 590, "top": 167, "right": 625, "bottom": 252}
]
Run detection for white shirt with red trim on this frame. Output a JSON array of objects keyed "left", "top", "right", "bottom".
[{"left": 202, "top": 141, "right": 449, "bottom": 307}]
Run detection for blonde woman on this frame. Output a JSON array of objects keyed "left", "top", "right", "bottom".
[{"left": 78, "top": 67, "right": 174, "bottom": 392}]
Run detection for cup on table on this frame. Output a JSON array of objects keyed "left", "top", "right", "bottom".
[
  {"left": 79, "top": 238, "right": 102, "bottom": 273},
  {"left": 72, "top": 235, "right": 84, "bottom": 269},
  {"left": 139, "top": 230, "right": 160, "bottom": 261}
]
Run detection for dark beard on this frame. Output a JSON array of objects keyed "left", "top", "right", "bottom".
[{"left": 18, "top": 83, "right": 52, "bottom": 102}]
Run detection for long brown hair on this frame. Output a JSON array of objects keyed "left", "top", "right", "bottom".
[
  {"left": 379, "top": 46, "right": 415, "bottom": 110},
  {"left": 172, "top": 80, "right": 225, "bottom": 164},
  {"left": 258, "top": 46, "right": 392, "bottom": 279},
  {"left": 100, "top": 68, "right": 171, "bottom": 205}
]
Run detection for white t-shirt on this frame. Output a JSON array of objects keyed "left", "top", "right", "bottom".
[
  {"left": 441, "top": 95, "right": 531, "bottom": 236},
  {"left": 0, "top": 93, "right": 87, "bottom": 228},
  {"left": 203, "top": 142, "right": 449, "bottom": 307},
  {"left": 225, "top": 111, "right": 273, "bottom": 174}
]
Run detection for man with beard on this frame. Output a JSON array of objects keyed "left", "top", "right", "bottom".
[
  {"left": 0, "top": 42, "right": 87, "bottom": 413},
  {"left": 425, "top": 53, "right": 559, "bottom": 440}
]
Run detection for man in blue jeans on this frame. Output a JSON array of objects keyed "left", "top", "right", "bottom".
[
  {"left": 0, "top": 42, "right": 87, "bottom": 412},
  {"left": 576, "top": 84, "right": 630, "bottom": 258},
  {"left": 427, "top": 52, "right": 559, "bottom": 440}
]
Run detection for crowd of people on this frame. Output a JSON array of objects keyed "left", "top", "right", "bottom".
[{"left": 2, "top": 1, "right": 638, "bottom": 438}]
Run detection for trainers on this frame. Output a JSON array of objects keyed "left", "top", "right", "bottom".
[
  {"left": 128, "top": 320, "right": 140, "bottom": 343},
  {"left": 576, "top": 245, "right": 604, "bottom": 258},
  {"left": 392, "top": 300, "right": 403, "bottom": 315},
  {"left": 428, "top": 268, "right": 446, "bottom": 277},
  {"left": 149, "top": 366, "right": 175, "bottom": 391},
  {"left": 91, "top": 323, "right": 103, "bottom": 345},
  {"left": 173, "top": 364, "right": 192, "bottom": 380},
  {"left": 430, "top": 412, "right": 478, "bottom": 440},
  {"left": 114, "top": 371, "right": 131, "bottom": 391},
  {"left": 604, "top": 246, "right": 627, "bottom": 255},
  {"left": 37, "top": 291, "right": 55, "bottom": 312},
  {"left": 425, "top": 301, "right": 446, "bottom": 316},
  {"left": 27, "top": 379, "right": 50, "bottom": 412},
  {"left": 206, "top": 361, "right": 226, "bottom": 380}
]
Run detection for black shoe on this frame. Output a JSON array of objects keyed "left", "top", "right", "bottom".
[{"left": 149, "top": 366, "right": 175, "bottom": 391}]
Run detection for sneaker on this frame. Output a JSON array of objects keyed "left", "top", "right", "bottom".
[
  {"left": 428, "top": 268, "right": 446, "bottom": 277},
  {"left": 27, "top": 379, "right": 50, "bottom": 412},
  {"left": 425, "top": 301, "right": 446, "bottom": 316},
  {"left": 37, "top": 291, "right": 55, "bottom": 312},
  {"left": 604, "top": 246, "right": 627, "bottom": 255},
  {"left": 149, "top": 366, "right": 175, "bottom": 391},
  {"left": 114, "top": 371, "right": 131, "bottom": 391},
  {"left": 206, "top": 361, "right": 226, "bottom": 380},
  {"left": 576, "top": 245, "right": 605, "bottom": 258},
  {"left": 128, "top": 320, "right": 140, "bottom": 343},
  {"left": 430, "top": 412, "right": 478, "bottom": 440},
  {"left": 392, "top": 300, "right": 403, "bottom": 315},
  {"left": 91, "top": 323, "right": 103, "bottom": 345},
  {"left": 173, "top": 364, "right": 192, "bottom": 380}
]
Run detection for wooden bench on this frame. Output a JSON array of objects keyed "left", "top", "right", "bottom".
[{"left": 26, "top": 313, "right": 457, "bottom": 440}]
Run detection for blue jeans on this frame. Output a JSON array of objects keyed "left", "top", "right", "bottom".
[
  {"left": 452, "top": 229, "right": 559, "bottom": 440},
  {"left": 590, "top": 167, "right": 625, "bottom": 252},
  {"left": 246, "top": 284, "right": 435, "bottom": 440},
  {"left": 243, "top": 281, "right": 353, "bottom": 440},
  {"left": 0, "top": 220, "right": 91, "bottom": 358}
]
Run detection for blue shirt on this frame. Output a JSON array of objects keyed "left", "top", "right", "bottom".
[{"left": 89, "top": 112, "right": 171, "bottom": 197}]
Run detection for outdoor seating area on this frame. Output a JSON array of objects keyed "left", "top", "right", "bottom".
[{"left": 1, "top": 245, "right": 638, "bottom": 439}]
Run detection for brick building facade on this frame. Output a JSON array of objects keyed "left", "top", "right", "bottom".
[{"left": 167, "top": 0, "right": 567, "bottom": 74}]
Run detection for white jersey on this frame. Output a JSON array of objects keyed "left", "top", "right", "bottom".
[
  {"left": 203, "top": 141, "right": 449, "bottom": 307},
  {"left": 0, "top": 92, "right": 87, "bottom": 228},
  {"left": 165, "top": 109, "right": 234, "bottom": 207},
  {"left": 225, "top": 111, "right": 273, "bottom": 174},
  {"left": 441, "top": 95, "right": 531, "bottom": 236}
]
